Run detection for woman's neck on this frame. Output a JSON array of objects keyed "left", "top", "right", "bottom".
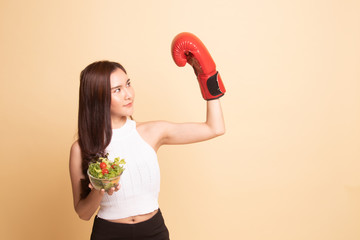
[{"left": 111, "top": 116, "right": 127, "bottom": 129}]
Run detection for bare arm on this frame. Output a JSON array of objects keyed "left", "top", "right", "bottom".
[
  {"left": 141, "top": 32, "right": 225, "bottom": 148},
  {"left": 69, "top": 142, "right": 118, "bottom": 221},
  {"left": 158, "top": 99, "right": 225, "bottom": 146}
]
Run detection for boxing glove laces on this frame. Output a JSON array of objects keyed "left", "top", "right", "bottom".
[{"left": 171, "top": 32, "right": 226, "bottom": 100}]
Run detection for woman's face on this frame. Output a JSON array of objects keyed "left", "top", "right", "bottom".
[{"left": 110, "top": 68, "right": 135, "bottom": 124}]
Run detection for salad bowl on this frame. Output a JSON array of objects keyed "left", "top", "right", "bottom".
[
  {"left": 87, "top": 156, "right": 126, "bottom": 191},
  {"left": 87, "top": 169, "right": 123, "bottom": 191}
]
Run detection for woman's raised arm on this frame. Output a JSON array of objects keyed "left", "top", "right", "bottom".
[
  {"left": 159, "top": 99, "right": 225, "bottom": 145},
  {"left": 158, "top": 32, "right": 226, "bottom": 145}
]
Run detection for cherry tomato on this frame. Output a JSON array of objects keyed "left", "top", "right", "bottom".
[
  {"left": 102, "top": 169, "right": 109, "bottom": 174},
  {"left": 100, "top": 162, "right": 107, "bottom": 169}
]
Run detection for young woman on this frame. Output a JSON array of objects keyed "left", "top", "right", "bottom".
[{"left": 69, "top": 32, "right": 226, "bottom": 240}]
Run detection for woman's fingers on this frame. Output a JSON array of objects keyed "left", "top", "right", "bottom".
[
  {"left": 89, "top": 183, "right": 106, "bottom": 196},
  {"left": 107, "top": 187, "right": 115, "bottom": 195},
  {"left": 89, "top": 183, "right": 120, "bottom": 195},
  {"left": 106, "top": 184, "right": 121, "bottom": 195}
]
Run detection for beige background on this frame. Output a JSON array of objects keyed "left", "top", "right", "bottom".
[{"left": 1, "top": 0, "right": 359, "bottom": 239}]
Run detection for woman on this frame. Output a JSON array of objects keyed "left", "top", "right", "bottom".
[{"left": 69, "top": 33, "right": 226, "bottom": 240}]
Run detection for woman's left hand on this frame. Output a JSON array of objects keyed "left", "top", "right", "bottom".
[{"left": 106, "top": 184, "right": 121, "bottom": 195}]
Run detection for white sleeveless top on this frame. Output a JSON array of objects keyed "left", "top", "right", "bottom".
[{"left": 97, "top": 118, "right": 160, "bottom": 220}]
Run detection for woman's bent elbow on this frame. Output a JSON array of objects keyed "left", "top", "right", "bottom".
[
  {"left": 214, "top": 127, "right": 225, "bottom": 137},
  {"left": 75, "top": 208, "right": 93, "bottom": 221},
  {"left": 78, "top": 213, "right": 92, "bottom": 221}
]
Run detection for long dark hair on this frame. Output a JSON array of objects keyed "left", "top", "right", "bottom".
[{"left": 78, "top": 60, "right": 127, "bottom": 198}]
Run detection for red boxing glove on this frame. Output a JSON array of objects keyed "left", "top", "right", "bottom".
[{"left": 171, "top": 32, "right": 226, "bottom": 100}]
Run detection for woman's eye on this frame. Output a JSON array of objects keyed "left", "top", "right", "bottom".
[
  {"left": 114, "top": 88, "right": 120, "bottom": 93},
  {"left": 127, "top": 81, "right": 131, "bottom": 87}
]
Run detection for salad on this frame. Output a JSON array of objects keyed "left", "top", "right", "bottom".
[
  {"left": 87, "top": 154, "right": 126, "bottom": 191},
  {"left": 88, "top": 154, "right": 126, "bottom": 179}
]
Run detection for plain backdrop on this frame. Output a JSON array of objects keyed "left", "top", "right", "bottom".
[{"left": 1, "top": 0, "right": 359, "bottom": 239}]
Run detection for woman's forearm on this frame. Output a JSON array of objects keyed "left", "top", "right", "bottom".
[
  {"left": 75, "top": 189, "right": 104, "bottom": 221},
  {"left": 206, "top": 99, "right": 225, "bottom": 136}
]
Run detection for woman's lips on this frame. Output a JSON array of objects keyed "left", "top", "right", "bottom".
[{"left": 124, "top": 102, "right": 133, "bottom": 107}]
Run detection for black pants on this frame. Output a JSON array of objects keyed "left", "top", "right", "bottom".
[{"left": 90, "top": 209, "right": 170, "bottom": 240}]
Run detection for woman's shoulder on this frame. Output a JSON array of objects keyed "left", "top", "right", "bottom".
[
  {"left": 135, "top": 120, "right": 169, "bottom": 132},
  {"left": 71, "top": 140, "right": 80, "bottom": 149},
  {"left": 70, "top": 140, "right": 81, "bottom": 157}
]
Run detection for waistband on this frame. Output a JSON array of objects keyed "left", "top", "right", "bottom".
[
  {"left": 91, "top": 208, "right": 169, "bottom": 240},
  {"left": 95, "top": 208, "right": 162, "bottom": 226}
]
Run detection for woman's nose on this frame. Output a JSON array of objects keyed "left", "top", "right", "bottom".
[{"left": 124, "top": 88, "right": 133, "bottom": 99}]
